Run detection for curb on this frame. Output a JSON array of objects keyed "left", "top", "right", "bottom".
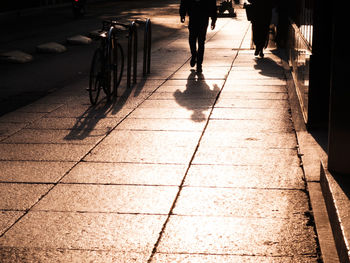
[
  {"left": 279, "top": 48, "right": 341, "bottom": 262},
  {"left": 321, "top": 162, "right": 350, "bottom": 263},
  {"left": 0, "top": 50, "right": 33, "bottom": 63},
  {"left": 36, "top": 42, "right": 67, "bottom": 53}
]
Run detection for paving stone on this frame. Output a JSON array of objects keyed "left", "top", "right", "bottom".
[
  {"left": 28, "top": 117, "right": 122, "bottom": 130},
  {"left": 100, "top": 130, "right": 201, "bottom": 148},
  {"left": 155, "top": 82, "right": 221, "bottom": 95},
  {"left": 84, "top": 143, "right": 195, "bottom": 164},
  {"left": 224, "top": 79, "right": 286, "bottom": 86},
  {"left": 0, "top": 112, "right": 46, "bottom": 123},
  {"left": 157, "top": 215, "right": 317, "bottom": 256},
  {"left": 200, "top": 131, "right": 297, "bottom": 149},
  {"left": 0, "top": 183, "right": 52, "bottom": 210},
  {"left": 45, "top": 104, "right": 131, "bottom": 119},
  {"left": 115, "top": 118, "right": 207, "bottom": 131},
  {"left": 210, "top": 108, "right": 291, "bottom": 120},
  {"left": 173, "top": 187, "right": 309, "bottom": 218},
  {"left": 3, "top": 129, "right": 107, "bottom": 144},
  {"left": 219, "top": 91, "right": 288, "bottom": 100},
  {"left": 216, "top": 98, "right": 289, "bottom": 109},
  {"left": 0, "top": 161, "right": 75, "bottom": 183},
  {"left": 33, "top": 184, "right": 178, "bottom": 214},
  {"left": 62, "top": 162, "right": 187, "bottom": 185},
  {"left": 0, "top": 123, "right": 28, "bottom": 137},
  {"left": 205, "top": 119, "right": 294, "bottom": 133},
  {"left": 140, "top": 98, "right": 216, "bottom": 109},
  {"left": 0, "top": 212, "right": 166, "bottom": 253},
  {"left": 130, "top": 107, "right": 211, "bottom": 121},
  {"left": 152, "top": 253, "right": 318, "bottom": 262},
  {"left": 0, "top": 248, "right": 148, "bottom": 263},
  {"left": 192, "top": 147, "right": 300, "bottom": 166},
  {"left": 161, "top": 79, "right": 225, "bottom": 88},
  {"left": 170, "top": 69, "right": 228, "bottom": 80},
  {"left": 0, "top": 144, "right": 92, "bottom": 161},
  {"left": 16, "top": 103, "right": 63, "bottom": 113},
  {"left": 184, "top": 164, "right": 305, "bottom": 189},
  {"left": 0, "top": 211, "right": 25, "bottom": 236}
]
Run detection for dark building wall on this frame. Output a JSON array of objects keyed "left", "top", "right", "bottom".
[
  {"left": 286, "top": 0, "right": 313, "bottom": 123},
  {"left": 287, "top": 0, "right": 350, "bottom": 175}
]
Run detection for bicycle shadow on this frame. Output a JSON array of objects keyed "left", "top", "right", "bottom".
[
  {"left": 63, "top": 98, "right": 114, "bottom": 141},
  {"left": 174, "top": 70, "right": 220, "bottom": 122},
  {"left": 64, "top": 82, "right": 137, "bottom": 141}
]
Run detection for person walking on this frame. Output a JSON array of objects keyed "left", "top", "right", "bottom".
[
  {"left": 180, "top": 0, "right": 217, "bottom": 73},
  {"left": 247, "top": 0, "right": 275, "bottom": 58}
]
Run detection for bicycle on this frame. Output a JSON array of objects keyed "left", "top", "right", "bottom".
[{"left": 88, "top": 20, "right": 125, "bottom": 105}]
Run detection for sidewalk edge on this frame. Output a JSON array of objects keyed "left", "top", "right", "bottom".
[
  {"left": 278, "top": 48, "right": 340, "bottom": 263},
  {"left": 320, "top": 162, "right": 350, "bottom": 263}
]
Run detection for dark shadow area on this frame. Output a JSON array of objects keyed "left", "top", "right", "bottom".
[
  {"left": 254, "top": 55, "right": 285, "bottom": 80},
  {"left": 309, "top": 128, "right": 328, "bottom": 154},
  {"left": 333, "top": 172, "right": 350, "bottom": 200},
  {"left": 0, "top": 0, "right": 180, "bottom": 117},
  {"left": 64, "top": 98, "right": 113, "bottom": 141},
  {"left": 64, "top": 81, "right": 135, "bottom": 140},
  {"left": 174, "top": 70, "right": 219, "bottom": 122}
]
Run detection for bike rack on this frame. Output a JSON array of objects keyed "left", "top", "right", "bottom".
[
  {"left": 135, "top": 18, "right": 152, "bottom": 76},
  {"left": 105, "top": 18, "right": 152, "bottom": 90}
]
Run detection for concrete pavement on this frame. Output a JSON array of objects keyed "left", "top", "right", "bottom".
[{"left": 0, "top": 6, "right": 334, "bottom": 262}]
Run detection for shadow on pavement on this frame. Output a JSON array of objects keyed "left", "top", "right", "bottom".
[
  {"left": 64, "top": 79, "right": 139, "bottom": 140},
  {"left": 254, "top": 56, "right": 285, "bottom": 79},
  {"left": 174, "top": 70, "right": 220, "bottom": 122}
]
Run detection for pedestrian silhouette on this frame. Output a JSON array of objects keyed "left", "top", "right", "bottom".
[
  {"left": 247, "top": 0, "right": 275, "bottom": 58},
  {"left": 180, "top": 0, "right": 217, "bottom": 73}
]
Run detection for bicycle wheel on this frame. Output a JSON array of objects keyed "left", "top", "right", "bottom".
[
  {"left": 89, "top": 49, "right": 103, "bottom": 105},
  {"left": 110, "top": 41, "right": 124, "bottom": 97}
]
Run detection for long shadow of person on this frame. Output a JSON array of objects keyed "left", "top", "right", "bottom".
[
  {"left": 174, "top": 70, "right": 220, "bottom": 122},
  {"left": 254, "top": 57, "right": 285, "bottom": 79}
]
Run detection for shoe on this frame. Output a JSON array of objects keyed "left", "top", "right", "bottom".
[
  {"left": 196, "top": 64, "right": 202, "bottom": 73},
  {"left": 190, "top": 56, "right": 196, "bottom": 67},
  {"left": 259, "top": 50, "right": 264, "bottom": 58},
  {"left": 254, "top": 49, "right": 259, "bottom": 56}
]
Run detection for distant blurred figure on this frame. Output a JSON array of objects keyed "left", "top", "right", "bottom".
[
  {"left": 247, "top": 0, "right": 275, "bottom": 58},
  {"left": 72, "top": 0, "right": 86, "bottom": 18},
  {"left": 180, "top": 0, "right": 217, "bottom": 73}
]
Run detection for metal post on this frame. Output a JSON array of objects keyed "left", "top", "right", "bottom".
[
  {"left": 132, "top": 21, "right": 138, "bottom": 84},
  {"left": 135, "top": 18, "right": 152, "bottom": 76},
  {"left": 127, "top": 24, "right": 133, "bottom": 90},
  {"left": 146, "top": 18, "right": 151, "bottom": 74}
]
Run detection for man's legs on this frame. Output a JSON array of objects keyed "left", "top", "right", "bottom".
[
  {"left": 196, "top": 19, "right": 209, "bottom": 72},
  {"left": 189, "top": 19, "right": 199, "bottom": 67}
]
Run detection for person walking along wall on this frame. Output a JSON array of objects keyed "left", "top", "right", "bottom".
[
  {"left": 180, "top": 0, "right": 217, "bottom": 73},
  {"left": 248, "top": 0, "right": 275, "bottom": 58}
]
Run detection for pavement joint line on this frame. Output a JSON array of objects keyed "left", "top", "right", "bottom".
[
  {"left": 154, "top": 251, "right": 318, "bottom": 258},
  {"left": 146, "top": 20, "right": 251, "bottom": 263}
]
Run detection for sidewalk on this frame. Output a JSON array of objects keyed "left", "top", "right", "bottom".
[{"left": 0, "top": 7, "right": 325, "bottom": 262}]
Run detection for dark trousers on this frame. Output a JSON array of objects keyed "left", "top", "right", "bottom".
[
  {"left": 189, "top": 17, "right": 209, "bottom": 65},
  {"left": 251, "top": 12, "right": 271, "bottom": 50}
]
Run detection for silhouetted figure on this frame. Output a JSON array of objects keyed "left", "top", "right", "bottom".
[
  {"left": 180, "top": 0, "right": 217, "bottom": 73},
  {"left": 248, "top": 0, "right": 275, "bottom": 58}
]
